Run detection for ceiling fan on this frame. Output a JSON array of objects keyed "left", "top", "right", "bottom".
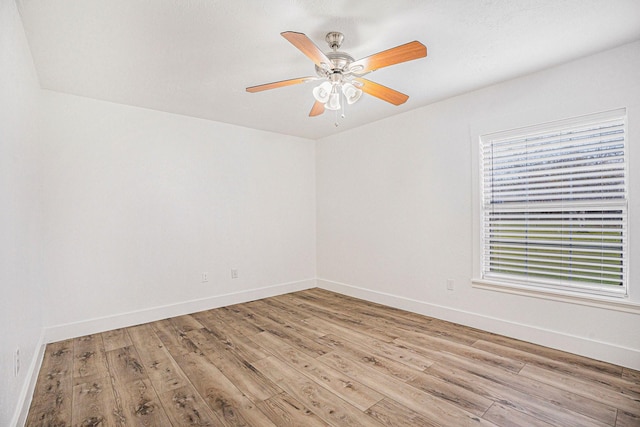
[{"left": 246, "top": 31, "right": 427, "bottom": 122}]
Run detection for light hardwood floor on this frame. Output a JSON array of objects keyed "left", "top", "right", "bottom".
[{"left": 26, "top": 288, "right": 640, "bottom": 426}]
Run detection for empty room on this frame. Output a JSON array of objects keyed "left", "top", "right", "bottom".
[{"left": 2, "top": 0, "right": 640, "bottom": 425}]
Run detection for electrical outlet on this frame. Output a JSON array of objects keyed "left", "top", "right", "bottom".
[
  {"left": 14, "top": 348, "right": 20, "bottom": 377},
  {"left": 231, "top": 269, "right": 238, "bottom": 279},
  {"left": 447, "top": 279, "right": 454, "bottom": 291},
  {"left": 201, "top": 272, "right": 208, "bottom": 283}
]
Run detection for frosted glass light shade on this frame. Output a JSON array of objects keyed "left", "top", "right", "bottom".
[
  {"left": 326, "top": 91, "right": 341, "bottom": 110},
  {"left": 312, "top": 81, "right": 332, "bottom": 103},
  {"left": 342, "top": 83, "right": 362, "bottom": 104}
]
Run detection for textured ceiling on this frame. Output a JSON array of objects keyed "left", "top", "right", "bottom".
[{"left": 16, "top": 0, "right": 640, "bottom": 139}]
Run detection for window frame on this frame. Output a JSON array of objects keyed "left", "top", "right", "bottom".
[{"left": 473, "top": 108, "right": 630, "bottom": 301}]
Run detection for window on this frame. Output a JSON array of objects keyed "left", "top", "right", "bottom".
[{"left": 479, "top": 109, "right": 627, "bottom": 298}]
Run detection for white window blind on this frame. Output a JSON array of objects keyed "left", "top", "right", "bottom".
[{"left": 480, "top": 110, "right": 627, "bottom": 297}]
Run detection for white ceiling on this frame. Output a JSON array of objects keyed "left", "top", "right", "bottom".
[{"left": 16, "top": 0, "right": 640, "bottom": 140}]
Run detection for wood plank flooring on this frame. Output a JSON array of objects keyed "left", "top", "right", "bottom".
[{"left": 25, "top": 288, "right": 640, "bottom": 426}]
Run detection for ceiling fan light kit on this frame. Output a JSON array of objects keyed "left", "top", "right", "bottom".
[{"left": 246, "top": 31, "right": 427, "bottom": 126}]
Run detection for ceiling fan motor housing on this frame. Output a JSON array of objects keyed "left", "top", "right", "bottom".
[
  {"left": 314, "top": 32, "right": 357, "bottom": 79},
  {"left": 315, "top": 51, "right": 355, "bottom": 79}
]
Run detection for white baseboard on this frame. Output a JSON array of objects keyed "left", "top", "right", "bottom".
[
  {"left": 45, "top": 278, "right": 316, "bottom": 344},
  {"left": 11, "top": 330, "right": 47, "bottom": 427},
  {"left": 317, "top": 278, "right": 640, "bottom": 371}
]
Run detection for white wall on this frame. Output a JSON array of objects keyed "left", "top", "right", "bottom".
[
  {"left": 39, "top": 91, "right": 317, "bottom": 338},
  {"left": 0, "top": 0, "right": 44, "bottom": 425},
  {"left": 316, "top": 41, "right": 640, "bottom": 369}
]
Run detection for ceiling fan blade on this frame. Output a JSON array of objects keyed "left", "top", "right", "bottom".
[
  {"left": 349, "top": 41, "right": 426, "bottom": 74},
  {"left": 281, "top": 31, "right": 332, "bottom": 69},
  {"left": 354, "top": 78, "right": 409, "bottom": 105},
  {"left": 309, "top": 100, "right": 325, "bottom": 117},
  {"left": 246, "top": 76, "right": 315, "bottom": 93}
]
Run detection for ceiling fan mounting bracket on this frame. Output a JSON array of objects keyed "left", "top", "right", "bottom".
[{"left": 325, "top": 31, "right": 344, "bottom": 50}]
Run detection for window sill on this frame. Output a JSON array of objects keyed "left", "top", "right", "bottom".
[{"left": 472, "top": 279, "right": 640, "bottom": 315}]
